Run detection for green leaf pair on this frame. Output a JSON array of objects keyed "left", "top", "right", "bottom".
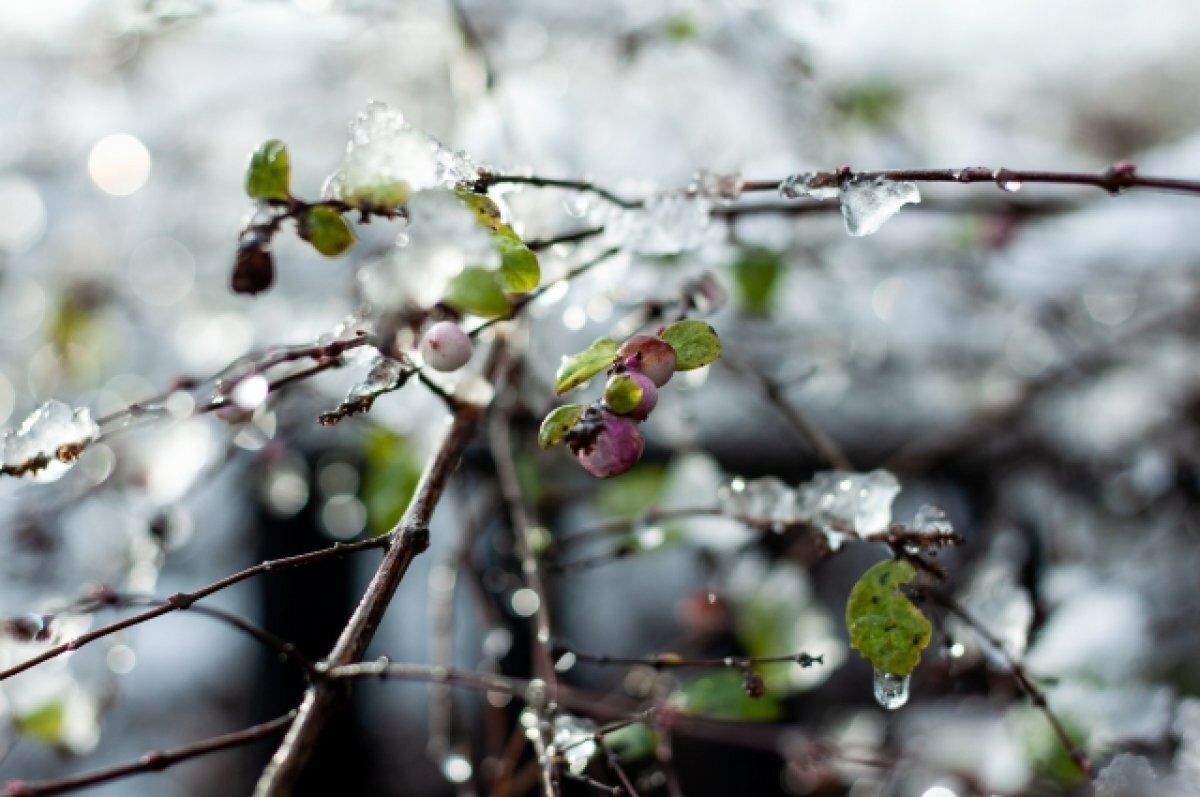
[{"left": 553, "top": 320, "right": 721, "bottom": 396}]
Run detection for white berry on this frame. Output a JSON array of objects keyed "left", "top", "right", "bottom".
[{"left": 419, "top": 321, "right": 473, "bottom": 372}]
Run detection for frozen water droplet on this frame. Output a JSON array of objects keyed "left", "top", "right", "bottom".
[
  {"left": 552, "top": 715, "right": 598, "bottom": 774},
  {"left": 911, "top": 505, "right": 953, "bottom": 536},
  {"left": 872, "top": 669, "right": 910, "bottom": 710},
  {"left": 795, "top": 470, "right": 901, "bottom": 548},
  {"left": 717, "top": 476, "right": 797, "bottom": 523},
  {"left": 1000, "top": 180, "right": 1022, "bottom": 193},
  {"left": 778, "top": 172, "right": 840, "bottom": 201},
  {"left": 615, "top": 193, "right": 711, "bottom": 255},
  {"left": 2, "top": 400, "right": 99, "bottom": 481},
  {"left": 324, "top": 102, "right": 472, "bottom": 206},
  {"left": 347, "top": 355, "right": 408, "bottom": 401},
  {"left": 839, "top": 176, "right": 920, "bottom": 237}
]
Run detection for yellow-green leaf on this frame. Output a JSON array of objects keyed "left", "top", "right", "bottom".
[
  {"left": 455, "top": 190, "right": 505, "bottom": 232},
  {"left": 554, "top": 337, "right": 618, "bottom": 395},
  {"left": 245, "top": 139, "right": 291, "bottom": 201},
  {"left": 300, "top": 206, "right": 356, "bottom": 257},
  {"left": 494, "top": 226, "right": 540, "bottom": 293},
  {"left": 731, "top": 246, "right": 783, "bottom": 315},
  {"left": 539, "top": 404, "right": 585, "bottom": 448},
  {"left": 659, "top": 319, "right": 720, "bottom": 371},
  {"left": 17, "top": 702, "right": 64, "bottom": 744},
  {"left": 845, "top": 559, "right": 931, "bottom": 676},
  {"left": 444, "top": 267, "right": 511, "bottom": 318}
]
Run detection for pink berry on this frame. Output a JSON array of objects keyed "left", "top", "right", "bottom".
[
  {"left": 568, "top": 409, "right": 644, "bottom": 479},
  {"left": 606, "top": 371, "right": 657, "bottom": 420},
  {"left": 419, "top": 321, "right": 473, "bottom": 372},
  {"left": 616, "top": 335, "right": 677, "bottom": 387}
]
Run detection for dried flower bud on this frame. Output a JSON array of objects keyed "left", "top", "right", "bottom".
[{"left": 231, "top": 237, "right": 274, "bottom": 295}]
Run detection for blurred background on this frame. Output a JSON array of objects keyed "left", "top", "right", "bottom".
[{"left": 2, "top": 1, "right": 1200, "bottom": 795}]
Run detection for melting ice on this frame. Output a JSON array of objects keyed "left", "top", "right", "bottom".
[
  {"left": 1, "top": 400, "right": 99, "bottom": 481},
  {"left": 839, "top": 176, "right": 921, "bottom": 237}
]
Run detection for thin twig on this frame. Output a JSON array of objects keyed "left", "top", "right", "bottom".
[
  {"left": 475, "top": 173, "right": 638, "bottom": 209},
  {"left": 931, "top": 594, "right": 1092, "bottom": 778},
  {"left": 721, "top": 354, "right": 854, "bottom": 471},
  {"left": 1, "top": 711, "right": 297, "bottom": 797},
  {"left": 558, "top": 645, "right": 823, "bottom": 671},
  {"left": 596, "top": 736, "right": 640, "bottom": 797},
  {"left": 0, "top": 537, "right": 389, "bottom": 684}
]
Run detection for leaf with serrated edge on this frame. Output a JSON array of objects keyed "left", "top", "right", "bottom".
[
  {"left": 555, "top": 337, "right": 618, "bottom": 394},
  {"left": 538, "top": 404, "right": 585, "bottom": 448},
  {"left": 845, "top": 559, "right": 931, "bottom": 675},
  {"left": 659, "top": 319, "right": 720, "bottom": 371}
]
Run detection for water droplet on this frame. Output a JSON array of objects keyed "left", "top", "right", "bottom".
[
  {"left": 872, "top": 669, "right": 910, "bottom": 710},
  {"left": 1000, "top": 180, "right": 1022, "bottom": 193},
  {"left": 839, "top": 176, "right": 921, "bottom": 237},
  {"left": 552, "top": 715, "right": 598, "bottom": 774}
]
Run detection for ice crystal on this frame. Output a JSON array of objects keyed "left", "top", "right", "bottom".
[{"left": 1, "top": 400, "right": 99, "bottom": 481}]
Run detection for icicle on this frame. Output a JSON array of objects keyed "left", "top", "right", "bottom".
[{"left": 839, "top": 176, "right": 920, "bottom": 236}]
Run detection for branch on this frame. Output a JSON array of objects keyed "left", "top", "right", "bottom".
[
  {"left": 474, "top": 172, "right": 639, "bottom": 209},
  {"left": 253, "top": 377, "right": 494, "bottom": 796},
  {"left": 1, "top": 711, "right": 297, "bottom": 797},
  {"left": 744, "top": 162, "right": 1200, "bottom": 198},
  {"left": 931, "top": 594, "right": 1092, "bottom": 778},
  {"left": 556, "top": 644, "right": 823, "bottom": 672},
  {"left": 0, "top": 537, "right": 388, "bottom": 684}
]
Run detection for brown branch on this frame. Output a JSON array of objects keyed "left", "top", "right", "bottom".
[
  {"left": 253, "top": 370, "right": 495, "bottom": 796},
  {"left": 0, "top": 537, "right": 389, "bottom": 684},
  {"left": 720, "top": 354, "right": 853, "bottom": 471},
  {"left": 743, "top": 162, "right": 1200, "bottom": 198},
  {"left": 596, "top": 736, "right": 640, "bottom": 797},
  {"left": 475, "top": 172, "right": 639, "bottom": 209},
  {"left": 558, "top": 644, "right": 823, "bottom": 671},
  {"left": 1, "top": 711, "right": 297, "bottom": 797},
  {"left": 931, "top": 594, "right": 1092, "bottom": 778}
]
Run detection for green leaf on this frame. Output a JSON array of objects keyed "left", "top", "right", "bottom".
[
  {"left": 554, "top": 337, "right": 618, "bottom": 394},
  {"left": 17, "top": 702, "right": 64, "bottom": 744},
  {"left": 659, "top": 319, "right": 720, "bottom": 371},
  {"left": 731, "top": 247, "right": 783, "bottom": 315},
  {"left": 301, "top": 206, "right": 356, "bottom": 257},
  {"left": 604, "top": 722, "right": 657, "bottom": 762},
  {"left": 362, "top": 430, "right": 422, "bottom": 536},
  {"left": 444, "top": 267, "right": 511, "bottom": 318},
  {"left": 342, "top": 179, "right": 413, "bottom": 210},
  {"left": 494, "top": 226, "right": 540, "bottom": 293},
  {"left": 245, "top": 139, "right": 291, "bottom": 201},
  {"left": 455, "top": 190, "right": 505, "bottom": 232},
  {"left": 669, "top": 670, "right": 782, "bottom": 721},
  {"left": 845, "top": 559, "right": 931, "bottom": 676},
  {"left": 539, "top": 404, "right": 585, "bottom": 449}
]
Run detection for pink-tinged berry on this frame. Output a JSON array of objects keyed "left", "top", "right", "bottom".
[
  {"left": 616, "top": 335, "right": 677, "bottom": 387},
  {"left": 567, "top": 408, "right": 644, "bottom": 479},
  {"left": 419, "top": 321, "right": 473, "bottom": 372},
  {"left": 605, "top": 371, "right": 657, "bottom": 421}
]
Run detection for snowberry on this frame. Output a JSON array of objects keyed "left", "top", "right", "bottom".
[
  {"left": 616, "top": 335, "right": 676, "bottom": 387},
  {"left": 568, "top": 409, "right": 644, "bottom": 479},
  {"left": 419, "top": 321, "right": 473, "bottom": 372}
]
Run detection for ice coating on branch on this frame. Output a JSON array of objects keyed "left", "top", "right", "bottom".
[
  {"left": 695, "top": 171, "right": 744, "bottom": 203},
  {"left": 323, "top": 101, "right": 474, "bottom": 205},
  {"left": 839, "top": 176, "right": 921, "bottom": 236},
  {"left": 718, "top": 476, "right": 797, "bottom": 526},
  {"left": 1096, "top": 754, "right": 1159, "bottom": 797},
  {"left": 550, "top": 715, "right": 598, "bottom": 774},
  {"left": 1, "top": 400, "right": 99, "bottom": 481},
  {"left": 357, "top": 189, "right": 497, "bottom": 310},
  {"left": 616, "top": 193, "right": 712, "bottom": 255},
  {"left": 778, "top": 172, "right": 840, "bottom": 201},
  {"left": 718, "top": 470, "right": 901, "bottom": 550},
  {"left": 796, "top": 469, "right": 901, "bottom": 549},
  {"left": 348, "top": 355, "right": 409, "bottom": 401},
  {"left": 911, "top": 504, "right": 953, "bottom": 536}
]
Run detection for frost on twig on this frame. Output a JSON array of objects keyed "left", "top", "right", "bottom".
[
  {"left": 1, "top": 401, "right": 100, "bottom": 481},
  {"left": 778, "top": 172, "right": 921, "bottom": 236}
]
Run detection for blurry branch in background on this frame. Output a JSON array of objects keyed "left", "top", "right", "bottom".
[
  {"left": 0, "top": 712, "right": 299, "bottom": 797},
  {"left": 931, "top": 594, "right": 1093, "bottom": 778}
]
